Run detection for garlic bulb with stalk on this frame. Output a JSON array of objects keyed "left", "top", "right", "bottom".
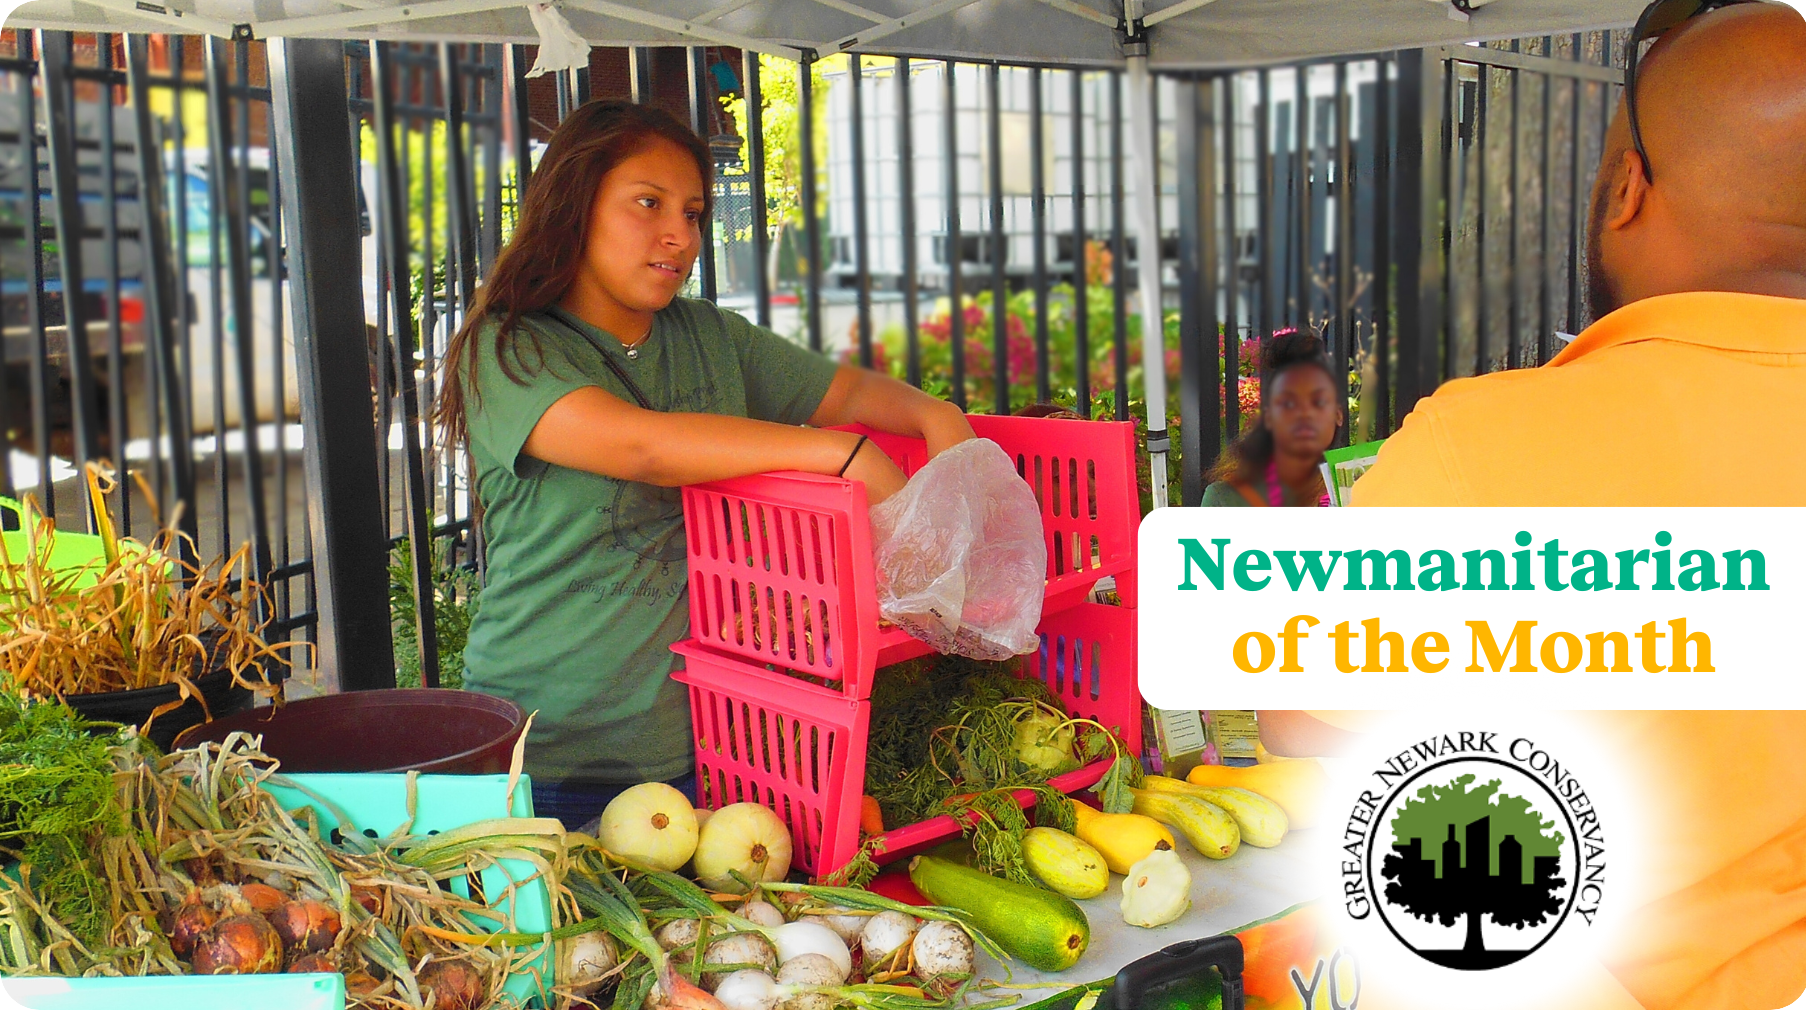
[{"left": 858, "top": 910, "right": 918, "bottom": 972}]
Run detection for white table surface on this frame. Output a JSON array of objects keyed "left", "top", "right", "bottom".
[{"left": 973, "top": 830, "right": 1323, "bottom": 990}]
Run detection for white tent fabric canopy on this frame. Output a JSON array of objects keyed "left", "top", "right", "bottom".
[
  {"left": 7, "top": 0, "right": 1639, "bottom": 68},
  {"left": 5, "top": 0, "right": 1641, "bottom": 506}
]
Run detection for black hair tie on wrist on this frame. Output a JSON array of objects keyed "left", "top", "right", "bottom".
[{"left": 838, "top": 435, "right": 870, "bottom": 478}]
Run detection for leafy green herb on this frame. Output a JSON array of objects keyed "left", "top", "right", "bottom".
[
  {"left": 864, "top": 655, "right": 1136, "bottom": 878},
  {"left": 0, "top": 695, "right": 126, "bottom": 947}
]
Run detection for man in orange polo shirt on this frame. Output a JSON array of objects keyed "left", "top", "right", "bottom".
[{"left": 1346, "top": 3, "right": 1806, "bottom": 1009}]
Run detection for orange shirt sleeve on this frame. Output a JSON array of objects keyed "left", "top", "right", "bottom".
[{"left": 1349, "top": 404, "right": 1467, "bottom": 506}]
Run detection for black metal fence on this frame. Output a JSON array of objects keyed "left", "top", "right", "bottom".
[{"left": 0, "top": 29, "right": 1627, "bottom": 690}]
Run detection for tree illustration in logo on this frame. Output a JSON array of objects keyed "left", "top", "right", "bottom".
[{"left": 1380, "top": 773, "right": 1567, "bottom": 969}]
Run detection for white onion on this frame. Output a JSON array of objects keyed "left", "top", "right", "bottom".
[
  {"left": 657, "top": 917, "right": 706, "bottom": 952},
  {"left": 911, "top": 921, "right": 974, "bottom": 987},
  {"left": 858, "top": 910, "right": 918, "bottom": 972},
  {"left": 740, "top": 900, "right": 787, "bottom": 930},
  {"left": 770, "top": 921, "right": 851, "bottom": 980},
  {"left": 798, "top": 909, "right": 864, "bottom": 946},
  {"left": 712, "top": 970, "right": 781, "bottom": 1010},
  {"left": 776, "top": 952, "right": 845, "bottom": 987},
  {"left": 557, "top": 929, "right": 619, "bottom": 997},
  {"left": 701, "top": 932, "right": 777, "bottom": 991}
]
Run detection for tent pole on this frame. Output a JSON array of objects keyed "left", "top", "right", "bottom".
[{"left": 1124, "top": 31, "right": 1170, "bottom": 509}]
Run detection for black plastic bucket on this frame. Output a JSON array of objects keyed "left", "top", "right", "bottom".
[
  {"left": 66, "top": 667, "right": 258, "bottom": 752},
  {"left": 171, "top": 689, "right": 528, "bottom": 774}
]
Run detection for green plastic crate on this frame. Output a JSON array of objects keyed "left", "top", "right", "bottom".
[
  {"left": 265, "top": 773, "right": 554, "bottom": 1007},
  {"left": 0, "top": 498, "right": 113, "bottom": 595},
  {"left": 0, "top": 973, "right": 344, "bottom": 1010}
]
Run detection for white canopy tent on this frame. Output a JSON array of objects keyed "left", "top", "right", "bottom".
[{"left": 6, "top": 0, "right": 1642, "bottom": 505}]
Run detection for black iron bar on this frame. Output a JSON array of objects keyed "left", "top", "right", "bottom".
[
  {"left": 1333, "top": 61, "right": 1353, "bottom": 446},
  {"left": 1174, "top": 77, "right": 1218, "bottom": 504},
  {"left": 203, "top": 39, "right": 228, "bottom": 553},
  {"left": 268, "top": 122, "right": 289, "bottom": 622},
  {"left": 268, "top": 36, "right": 396, "bottom": 689},
  {"left": 124, "top": 34, "right": 198, "bottom": 544},
  {"left": 850, "top": 55, "right": 872, "bottom": 366},
  {"left": 480, "top": 45, "right": 504, "bottom": 273},
  {"left": 99, "top": 35, "right": 128, "bottom": 528},
  {"left": 1300, "top": 63, "right": 1314, "bottom": 330},
  {"left": 1507, "top": 47, "right": 1522, "bottom": 371},
  {"left": 1442, "top": 59, "right": 1457, "bottom": 384},
  {"left": 1069, "top": 69, "right": 1089, "bottom": 417},
  {"left": 745, "top": 50, "right": 771, "bottom": 328},
  {"left": 800, "top": 53, "right": 822, "bottom": 352},
  {"left": 14, "top": 33, "right": 42, "bottom": 507},
  {"left": 1221, "top": 71, "right": 1239, "bottom": 439},
  {"left": 171, "top": 37, "right": 195, "bottom": 530},
  {"left": 506, "top": 45, "right": 533, "bottom": 194},
  {"left": 372, "top": 40, "right": 442, "bottom": 688},
  {"left": 630, "top": 46, "right": 653, "bottom": 103},
  {"left": 1256, "top": 69, "right": 1272, "bottom": 342},
  {"left": 896, "top": 57, "right": 919, "bottom": 386},
  {"left": 942, "top": 59, "right": 965, "bottom": 408},
  {"left": 987, "top": 63, "right": 1007, "bottom": 415},
  {"left": 1566, "top": 34, "right": 1584, "bottom": 337},
  {"left": 442, "top": 44, "right": 478, "bottom": 316},
  {"left": 1476, "top": 62, "right": 1492, "bottom": 376},
  {"left": 39, "top": 31, "right": 106, "bottom": 524},
  {"left": 1030, "top": 67, "right": 1049, "bottom": 406},
  {"left": 688, "top": 46, "right": 718, "bottom": 302},
  {"left": 1373, "top": 57, "right": 1392, "bottom": 436},
  {"left": 1537, "top": 38, "right": 1554, "bottom": 366},
  {"left": 1110, "top": 71, "right": 1128, "bottom": 420},
  {"left": 206, "top": 36, "right": 273, "bottom": 601}
]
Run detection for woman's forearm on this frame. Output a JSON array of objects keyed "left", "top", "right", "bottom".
[
  {"left": 810, "top": 367, "right": 975, "bottom": 454},
  {"left": 524, "top": 386, "right": 861, "bottom": 486}
]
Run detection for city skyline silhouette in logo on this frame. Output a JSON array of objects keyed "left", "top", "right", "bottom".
[{"left": 1380, "top": 772, "right": 1568, "bottom": 970}]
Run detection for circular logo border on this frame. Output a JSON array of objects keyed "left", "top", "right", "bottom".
[{"left": 1363, "top": 753, "right": 1582, "bottom": 969}]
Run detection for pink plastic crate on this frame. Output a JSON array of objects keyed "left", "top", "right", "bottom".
[
  {"left": 674, "top": 602, "right": 1142, "bottom": 878},
  {"left": 680, "top": 415, "right": 1138, "bottom": 699}
]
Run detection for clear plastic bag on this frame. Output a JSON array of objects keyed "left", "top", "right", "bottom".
[{"left": 870, "top": 438, "right": 1046, "bottom": 660}]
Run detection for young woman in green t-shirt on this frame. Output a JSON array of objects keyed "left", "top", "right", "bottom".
[
  {"left": 1200, "top": 328, "right": 1341, "bottom": 508},
  {"left": 435, "top": 102, "right": 974, "bottom": 829}
]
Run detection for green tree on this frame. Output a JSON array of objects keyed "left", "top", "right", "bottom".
[{"left": 1381, "top": 773, "right": 1566, "bottom": 964}]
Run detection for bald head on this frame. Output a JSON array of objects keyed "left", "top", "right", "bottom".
[{"left": 1587, "top": 2, "right": 1806, "bottom": 318}]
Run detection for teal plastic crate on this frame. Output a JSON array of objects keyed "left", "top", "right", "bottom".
[
  {"left": 1, "top": 973, "right": 344, "bottom": 1010},
  {"left": 265, "top": 773, "right": 553, "bottom": 1007}
]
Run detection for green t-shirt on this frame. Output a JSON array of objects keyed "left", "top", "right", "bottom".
[{"left": 461, "top": 298, "right": 839, "bottom": 787}]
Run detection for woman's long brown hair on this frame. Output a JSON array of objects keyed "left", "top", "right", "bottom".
[{"left": 434, "top": 100, "right": 714, "bottom": 453}]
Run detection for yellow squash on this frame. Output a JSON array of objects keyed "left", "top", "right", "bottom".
[
  {"left": 1128, "top": 788, "right": 1239, "bottom": 860},
  {"left": 1141, "top": 776, "right": 1288, "bottom": 848},
  {"left": 1068, "top": 799, "right": 1175, "bottom": 875},
  {"left": 1021, "top": 827, "right": 1110, "bottom": 899},
  {"left": 1186, "top": 758, "right": 1328, "bottom": 829}
]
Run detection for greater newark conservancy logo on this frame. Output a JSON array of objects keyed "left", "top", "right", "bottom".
[{"left": 1339, "top": 732, "right": 1605, "bottom": 971}]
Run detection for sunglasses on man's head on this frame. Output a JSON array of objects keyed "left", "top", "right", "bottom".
[{"left": 1625, "top": 0, "right": 1765, "bottom": 183}]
